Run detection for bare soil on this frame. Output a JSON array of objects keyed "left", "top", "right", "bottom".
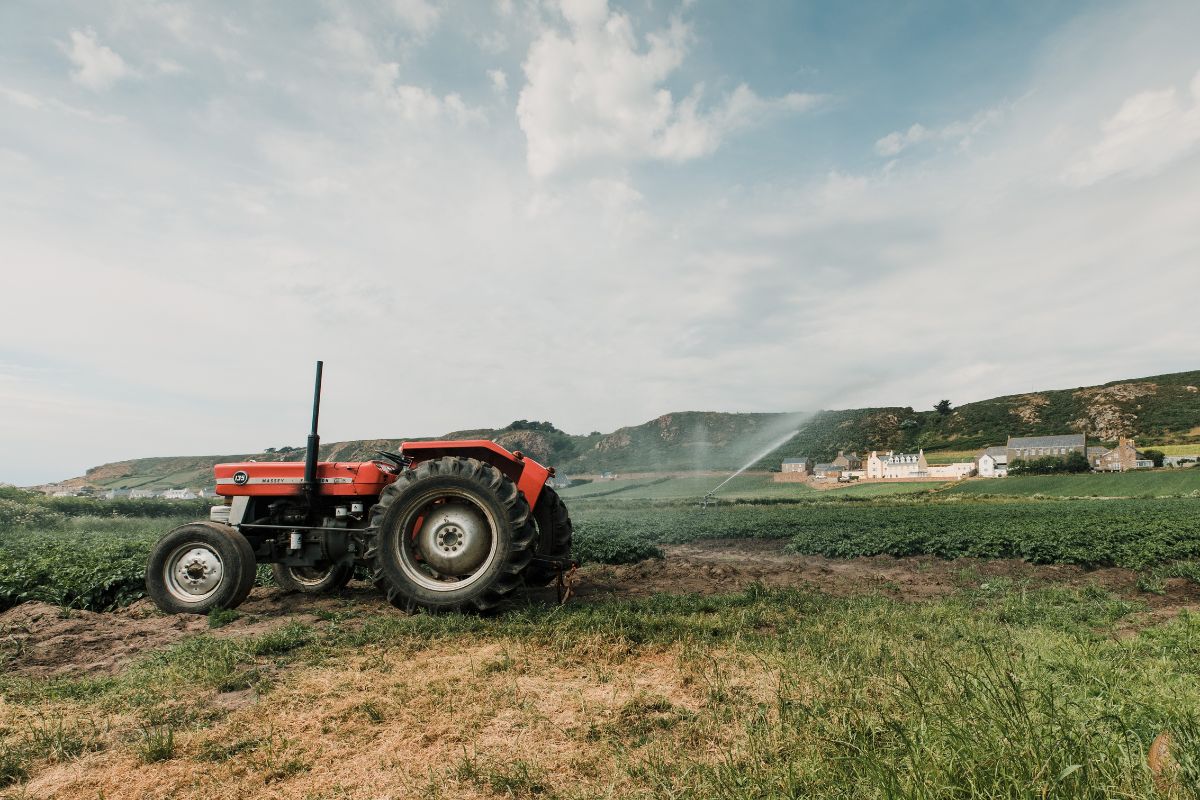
[{"left": 3, "top": 540, "right": 1198, "bottom": 679}]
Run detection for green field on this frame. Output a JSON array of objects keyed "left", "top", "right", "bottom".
[
  {"left": 6, "top": 478, "right": 1200, "bottom": 797},
  {"left": 571, "top": 497, "right": 1200, "bottom": 569},
  {"left": 567, "top": 469, "right": 1200, "bottom": 502},
  {"left": 6, "top": 470, "right": 1200, "bottom": 614},
  {"left": 1145, "top": 444, "right": 1200, "bottom": 456},
  {"left": 565, "top": 474, "right": 943, "bottom": 500},
  {"left": 922, "top": 449, "right": 981, "bottom": 464},
  {"left": 948, "top": 470, "right": 1200, "bottom": 498}
]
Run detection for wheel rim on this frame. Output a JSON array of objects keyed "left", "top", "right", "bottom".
[
  {"left": 164, "top": 542, "right": 224, "bottom": 603},
  {"left": 288, "top": 565, "right": 336, "bottom": 587},
  {"left": 393, "top": 489, "right": 500, "bottom": 592}
]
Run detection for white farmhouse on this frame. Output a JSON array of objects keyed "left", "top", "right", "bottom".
[
  {"left": 866, "top": 450, "right": 929, "bottom": 478},
  {"left": 975, "top": 446, "right": 1008, "bottom": 478},
  {"left": 885, "top": 450, "right": 928, "bottom": 478},
  {"left": 161, "top": 488, "right": 197, "bottom": 500}
]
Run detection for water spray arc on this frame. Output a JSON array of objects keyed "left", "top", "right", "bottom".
[{"left": 700, "top": 429, "right": 800, "bottom": 507}]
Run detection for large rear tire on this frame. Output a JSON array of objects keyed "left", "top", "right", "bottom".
[
  {"left": 145, "top": 522, "right": 257, "bottom": 615},
  {"left": 271, "top": 561, "right": 353, "bottom": 594},
  {"left": 525, "top": 487, "right": 574, "bottom": 587},
  {"left": 369, "top": 456, "right": 534, "bottom": 613}
]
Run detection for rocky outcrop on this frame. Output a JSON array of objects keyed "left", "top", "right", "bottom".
[
  {"left": 1071, "top": 382, "right": 1158, "bottom": 440},
  {"left": 1010, "top": 394, "right": 1049, "bottom": 425}
]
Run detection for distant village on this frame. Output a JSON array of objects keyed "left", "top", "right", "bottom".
[
  {"left": 779, "top": 434, "right": 1198, "bottom": 483},
  {"left": 35, "top": 486, "right": 216, "bottom": 500},
  {"left": 30, "top": 434, "right": 1200, "bottom": 498}
]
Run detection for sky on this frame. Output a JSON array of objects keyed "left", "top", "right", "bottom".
[{"left": 1, "top": 0, "right": 1198, "bottom": 485}]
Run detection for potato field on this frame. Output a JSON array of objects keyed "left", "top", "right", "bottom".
[{"left": 3, "top": 472, "right": 1200, "bottom": 798}]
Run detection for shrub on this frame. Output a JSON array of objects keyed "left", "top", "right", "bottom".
[{"left": 0, "top": 499, "right": 65, "bottom": 532}]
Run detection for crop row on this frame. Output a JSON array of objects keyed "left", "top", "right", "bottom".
[
  {"left": 570, "top": 496, "right": 1200, "bottom": 570},
  {"left": 3, "top": 496, "right": 1197, "bottom": 613},
  {"left": 0, "top": 513, "right": 657, "bottom": 613}
]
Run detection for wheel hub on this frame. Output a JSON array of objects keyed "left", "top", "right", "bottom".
[
  {"left": 166, "top": 545, "right": 223, "bottom": 600},
  {"left": 416, "top": 501, "right": 491, "bottom": 576}
]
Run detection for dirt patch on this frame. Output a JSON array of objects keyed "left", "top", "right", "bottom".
[
  {"left": 569, "top": 539, "right": 1200, "bottom": 606},
  {"left": 4, "top": 541, "right": 1199, "bottom": 679},
  {"left": 0, "top": 591, "right": 382, "bottom": 679},
  {"left": 0, "top": 601, "right": 209, "bottom": 678}
]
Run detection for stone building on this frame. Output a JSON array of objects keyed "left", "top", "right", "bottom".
[
  {"left": 1006, "top": 434, "right": 1086, "bottom": 464},
  {"left": 831, "top": 451, "right": 862, "bottom": 470},
  {"left": 1094, "top": 437, "right": 1146, "bottom": 472},
  {"left": 781, "top": 457, "right": 812, "bottom": 475}
]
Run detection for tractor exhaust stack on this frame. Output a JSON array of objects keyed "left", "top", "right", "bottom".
[{"left": 303, "top": 360, "right": 323, "bottom": 500}]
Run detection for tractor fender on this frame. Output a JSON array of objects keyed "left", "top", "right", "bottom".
[{"left": 400, "top": 440, "right": 550, "bottom": 509}]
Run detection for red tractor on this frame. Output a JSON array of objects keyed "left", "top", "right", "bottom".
[{"left": 145, "top": 363, "right": 573, "bottom": 614}]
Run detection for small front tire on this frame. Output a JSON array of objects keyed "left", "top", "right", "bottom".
[{"left": 145, "top": 522, "right": 257, "bottom": 615}]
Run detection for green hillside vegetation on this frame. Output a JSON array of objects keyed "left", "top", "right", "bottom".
[
  {"left": 56, "top": 369, "right": 1200, "bottom": 490},
  {"left": 768, "top": 369, "right": 1200, "bottom": 467}
]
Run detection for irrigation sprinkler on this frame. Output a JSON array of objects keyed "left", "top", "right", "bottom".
[{"left": 699, "top": 428, "right": 800, "bottom": 509}]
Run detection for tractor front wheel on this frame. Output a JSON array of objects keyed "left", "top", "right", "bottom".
[
  {"left": 370, "top": 456, "right": 534, "bottom": 613},
  {"left": 145, "top": 522, "right": 257, "bottom": 614}
]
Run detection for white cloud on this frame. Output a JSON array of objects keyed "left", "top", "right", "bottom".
[
  {"left": 2, "top": 0, "right": 1198, "bottom": 486},
  {"left": 1064, "top": 69, "right": 1200, "bottom": 185},
  {"left": 875, "top": 107, "right": 1004, "bottom": 156},
  {"left": 0, "top": 85, "right": 43, "bottom": 110},
  {"left": 488, "top": 68, "right": 508, "bottom": 93},
  {"left": 478, "top": 30, "right": 509, "bottom": 54},
  {"left": 371, "top": 63, "right": 485, "bottom": 124},
  {"left": 391, "top": 0, "right": 441, "bottom": 36},
  {"left": 62, "top": 28, "right": 132, "bottom": 90},
  {"left": 516, "top": 1, "right": 821, "bottom": 178},
  {"left": 154, "top": 58, "right": 185, "bottom": 75}
]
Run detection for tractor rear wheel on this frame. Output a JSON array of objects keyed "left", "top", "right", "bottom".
[
  {"left": 271, "top": 561, "right": 353, "bottom": 594},
  {"left": 369, "top": 456, "right": 534, "bottom": 613},
  {"left": 525, "top": 487, "right": 574, "bottom": 587},
  {"left": 145, "top": 522, "right": 257, "bottom": 615}
]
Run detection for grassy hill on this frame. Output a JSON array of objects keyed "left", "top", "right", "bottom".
[
  {"left": 55, "top": 369, "right": 1200, "bottom": 490},
  {"left": 770, "top": 369, "right": 1200, "bottom": 467}
]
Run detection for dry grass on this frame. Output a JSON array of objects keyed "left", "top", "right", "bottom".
[
  {"left": 3, "top": 583, "right": 1199, "bottom": 799},
  {"left": 8, "top": 638, "right": 774, "bottom": 800}
]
